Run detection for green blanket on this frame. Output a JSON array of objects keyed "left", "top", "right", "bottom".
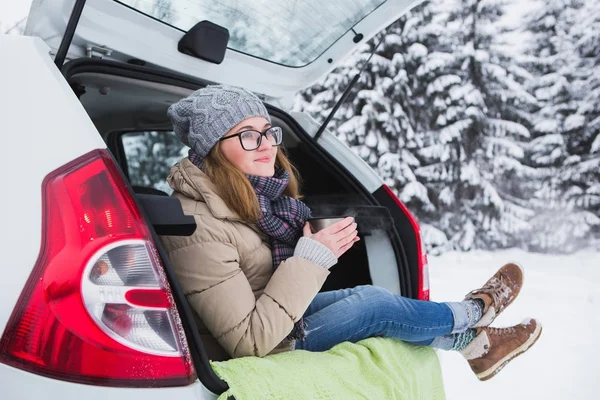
[{"left": 210, "top": 338, "right": 446, "bottom": 400}]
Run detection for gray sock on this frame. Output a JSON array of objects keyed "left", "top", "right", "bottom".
[{"left": 462, "top": 298, "right": 484, "bottom": 327}]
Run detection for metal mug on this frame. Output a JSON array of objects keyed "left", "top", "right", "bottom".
[{"left": 307, "top": 217, "right": 352, "bottom": 233}]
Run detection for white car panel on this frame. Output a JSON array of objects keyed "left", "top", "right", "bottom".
[
  {"left": 364, "top": 230, "right": 401, "bottom": 295},
  {"left": 0, "top": 35, "right": 107, "bottom": 334},
  {"left": 25, "top": 0, "right": 424, "bottom": 101},
  {"left": 0, "top": 364, "right": 218, "bottom": 400}
]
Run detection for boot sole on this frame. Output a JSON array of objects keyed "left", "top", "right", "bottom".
[{"left": 476, "top": 320, "right": 542, "bottom": 381}]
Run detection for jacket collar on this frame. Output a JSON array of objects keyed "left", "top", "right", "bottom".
[
  {"left": 168, "top": 159, "right": 268, "bottom": 241},
  {"left": 168, "top": 158, "right": 240, "bottom": 221}
]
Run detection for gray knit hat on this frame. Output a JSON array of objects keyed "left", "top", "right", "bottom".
[{"left": 167, "top": 84, "right": 271, "bottom": 157}]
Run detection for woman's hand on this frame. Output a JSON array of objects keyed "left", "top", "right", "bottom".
[{"left": 302, "top": 217, "right": 360, "bottom": 258}]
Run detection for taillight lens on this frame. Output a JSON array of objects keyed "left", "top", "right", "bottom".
[
  {"left": 382, "top": 185, "right": 430, "bottom": 301},
  {"left": 0, "top": 150, "right": 196, "bottom": 387}
]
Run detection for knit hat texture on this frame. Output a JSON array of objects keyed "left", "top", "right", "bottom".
[{"left": 167, "top": 84, "right": 271, "bottom": 157}]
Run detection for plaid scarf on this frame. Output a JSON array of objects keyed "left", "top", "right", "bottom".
[
  {"left": 247, "top": 168, "right": 312, "bottom": 341},
  {"left": 188, "top": 150, "right": 312, "bottom": 340},
  {"left": 246, "top": 170, "right": 312, "bottom": 269}
]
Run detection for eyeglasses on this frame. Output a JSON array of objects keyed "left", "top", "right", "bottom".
[{"left": 219, "top": 126, "right": 283, "bottom": 151}]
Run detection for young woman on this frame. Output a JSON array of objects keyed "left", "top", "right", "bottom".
[{"left": 162, "top": 85, "right": 542, "bottom": 381}]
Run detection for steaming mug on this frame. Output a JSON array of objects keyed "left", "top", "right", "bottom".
[{"left": 308, "top": 217, "right": 353, "bottom": 233}]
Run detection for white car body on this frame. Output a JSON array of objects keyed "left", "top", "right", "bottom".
[
  {"left": 0, "top": 36, "right": 215, "bottom": 399},
  {"left": 1, "top": 1, "right": 428, "bottom": 398}
]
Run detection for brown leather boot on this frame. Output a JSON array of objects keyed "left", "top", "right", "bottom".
[
  {"left": 465, "top": 262, "right": 524, "bottom": 327},
  {"left": 461, "top": 319, "right": 542, "bottom": 381}
]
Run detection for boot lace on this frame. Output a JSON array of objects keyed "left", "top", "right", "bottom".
[
  {"left": 475, "top": 275, "right": 512, "bottom": 308},
  {"left": 487, "top": 326, "right": 517, "bottom": 336}
]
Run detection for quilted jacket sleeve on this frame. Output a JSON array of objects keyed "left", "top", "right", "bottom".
[{"left": 164, "top": 236, "right": 330, "bottom": 358}]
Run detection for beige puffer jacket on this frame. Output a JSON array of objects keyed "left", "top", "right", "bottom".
[{"left": 161, "top": 158, "right": 331, "bottom": 359}]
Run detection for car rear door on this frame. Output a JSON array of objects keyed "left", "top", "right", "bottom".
[{"left": 25, "top": 0, "right": 425, "bottom": 102}]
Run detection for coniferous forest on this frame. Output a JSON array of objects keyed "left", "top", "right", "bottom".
[{"left": 294, "top": 0, "right": 600, "bottom": 254}]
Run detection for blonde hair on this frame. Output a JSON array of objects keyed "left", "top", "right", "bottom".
[{"left": 202, "top": 142, "right": 302, "bottom": 222}]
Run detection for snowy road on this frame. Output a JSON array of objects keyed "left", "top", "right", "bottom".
[{"left": 430, "top": 249, "right": 599, "bottom": 400}]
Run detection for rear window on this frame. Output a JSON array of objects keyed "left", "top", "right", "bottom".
[
  {"left": 122, "top": 130, "right": 187, "bottom": 195},
  {"left": 116, "top": 0, "right": 386, "bottom": 67}
]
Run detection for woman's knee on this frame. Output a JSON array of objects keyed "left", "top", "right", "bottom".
[
  {"left": 350, "top": 285, "right": 397, "bottom": 314},
  {"left": 354, "top": 284, "right": 393, "bottom": 300}
]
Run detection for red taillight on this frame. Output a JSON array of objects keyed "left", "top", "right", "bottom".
[
  {"left": 0, "top": 150, "right": 196, "bottom": 387},
  {"left": 382, "top": 185, "right": 430, "bottom": 301}
]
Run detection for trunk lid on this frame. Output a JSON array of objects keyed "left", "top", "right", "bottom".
[{"left": 25, "top": 0, "right": 423, "bottom": 101}]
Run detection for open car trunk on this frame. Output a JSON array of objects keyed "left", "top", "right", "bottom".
[
  {"left": 61, "top": 57, "right": 420, "bottom": 394},
  {"left": 26, "top": 0, "right": 425, "bottom": 102}
]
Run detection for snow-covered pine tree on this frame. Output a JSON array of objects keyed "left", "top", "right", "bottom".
[
  {"left": 409, "top": 0, "right": 538, "bottom": 250},
  {"left": 296, "top": 0, "right": 541, "bottom": 252},
  {"left": 122, "top": 131, "right": 187, "bottom": 194},
  {"left": 521, "top": 0, "right": 600, "bottom": 252},
  {"left": 560, "top": 0, "right": 600, "bottom": 249},
  {"left": 295, "top": 4, "right": 435, "bottom": 220},
  {"left": 390, "top": 0, "right": 471, "bottom": 252}
]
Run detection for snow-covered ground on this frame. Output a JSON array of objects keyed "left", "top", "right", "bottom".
[{"left": 430, "top": 249, "right": 599, "bottom": 400}]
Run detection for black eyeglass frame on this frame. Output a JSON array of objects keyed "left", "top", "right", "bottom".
[{"left": 218, "top": 126, "right": 283, "bottom": 151}]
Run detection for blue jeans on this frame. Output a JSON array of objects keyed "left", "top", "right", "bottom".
[{"left": 295, "top": 285, "right": 471, "bottom": 352}]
